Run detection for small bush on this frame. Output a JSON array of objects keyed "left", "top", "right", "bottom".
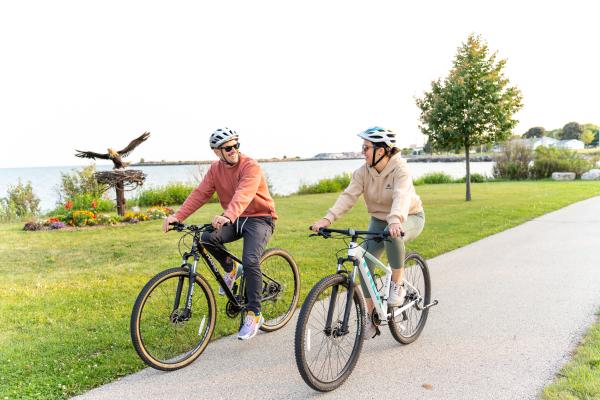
[
  {"left": 297, "top": 174, "right": 351, "bottom": 194},
  {"left": 63, "top": 210, "right": 97, "bottom": 226},
  {"left": 23, "top": 221, "right": 44, "bottom": 231},
  {"left": 122, "top": 211, "right": 149, "bottom": 223},
  {"left": 530, "top": 147, "right": 592, "bottom": 179},
  {"left": 56, "top": 165, "right": 106, "bottom": 202},
  {"left": 1, "top": 179, "right": 41, "bottom": 220},
  {"left": 132, "top": 183, "right": 215, "bottom": 206},
  {"left": 413, "top": 172, "right": 454, "bottom": 186},
  {"left": 145, "top": 206, "right": 175, "bottom": 220},
  {"left": 454, "top": 173, "right": 489, "bottom": 183},
  {"left": 493, "top": 140, "right": 533, "bottom": 180}
]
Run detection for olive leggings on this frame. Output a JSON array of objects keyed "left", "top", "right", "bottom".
[{"left": 360, "top": 212, "right": 425, "bottom": 298}]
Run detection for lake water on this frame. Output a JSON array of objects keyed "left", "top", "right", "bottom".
[{"left": 0, "top": 159, "right": 495, "bottom": 212}]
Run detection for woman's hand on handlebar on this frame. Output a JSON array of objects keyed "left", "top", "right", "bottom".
[
  {"left": 163, "top": 215, "right": 180, "bottom": 233},
  {"left": 310, "top": 218, "right": 331, "bottom": 233},
  {"left": 388, "top": 223, "right": 404, "bottom": 238}
]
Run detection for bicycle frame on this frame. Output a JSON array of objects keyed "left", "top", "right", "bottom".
[
  {"left": 174, "top": 231, "right": 245, "bottom": 317},
  {"left": 346, "top": 242, "right": 421, "bottom": 322}
]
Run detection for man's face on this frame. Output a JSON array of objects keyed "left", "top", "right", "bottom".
[{"left": 214, "top": 139, "right": 240, "bottom": 164}]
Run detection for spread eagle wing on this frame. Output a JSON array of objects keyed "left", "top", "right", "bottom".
[
  {"left": 118, "top": 131, "right": 150, "bottom": 157},
  {"left": 75, "top": 150, "right": 111, "bottom": 160}
]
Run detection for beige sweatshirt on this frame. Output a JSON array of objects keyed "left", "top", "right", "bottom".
[{"left": 325, "top": 156, "right": 423, "bottom": 225}]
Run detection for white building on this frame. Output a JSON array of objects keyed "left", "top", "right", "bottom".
[
  {"left": 555, "top": 139, "right": 585, "bottom": 150},
  {"left": 530, "top": 137, "right": 559, "bottom": 149}
]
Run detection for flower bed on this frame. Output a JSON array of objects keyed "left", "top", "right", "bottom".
[{"left": 22, "top": 202, "right": 174, "bottom": 231}]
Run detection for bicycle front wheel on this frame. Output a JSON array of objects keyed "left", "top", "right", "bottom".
[
  {"left": 130, "top": 268, "right": 216, "bottom": 371},
  {"left": 388, "top": 252, "right": 431, "bottom": 344},
  {"left": 258, "top": 248, "right": 300, "bottom": 332},
  {"left": 294, "top": 273, "right": 365, "bottom": 392}
]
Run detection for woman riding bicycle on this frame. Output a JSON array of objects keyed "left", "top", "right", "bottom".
[{"left": 311, "top": 127, "right": 425, "bottom": 339}]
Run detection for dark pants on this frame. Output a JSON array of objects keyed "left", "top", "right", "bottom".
[{"left": 201, "top": 216, "right": 274, "bottom": 314}]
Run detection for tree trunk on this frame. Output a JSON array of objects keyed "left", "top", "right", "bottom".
[
  {"left": 115, "top": 182, "right": 126, "bottom": 216},
  {"left": 465, "top": 145, "right": 471, "bottom": 201}
]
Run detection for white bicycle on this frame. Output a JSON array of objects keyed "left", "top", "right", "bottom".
[{"left": 294, "top": 227, "right": 438, "bottom": 391}]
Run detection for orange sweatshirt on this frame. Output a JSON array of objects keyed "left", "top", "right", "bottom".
[{"left": 174, "top": 154, "right": 277, "bottom": 222}]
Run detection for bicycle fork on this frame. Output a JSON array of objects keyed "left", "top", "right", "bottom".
[
  {"left": 324, "top": 261, "right": 357, "bottom": 338},
  {"left": 171, "top": 255, "right": 199, "bottom": 323}
]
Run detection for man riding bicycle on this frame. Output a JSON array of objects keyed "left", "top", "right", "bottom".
[{"left": 163, "top": 127, "right": 277, "bottom": 340}]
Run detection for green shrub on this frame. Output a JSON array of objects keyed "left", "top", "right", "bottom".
[
  {"left": 454, "top": 173, "right": 489, "bottom": 183},
  {"left": 0, "top": 179, "right": 40, "bottom": 221},
  {"left": 56, "top": 165, "right": 106, "bottom": 202},
  {"left": 530, "top": 147, "right": 592, "bottom": 179},
  {"left": 413, "top": 172, "right": 454, "bottom": 186},
  {"left": 297, "top": 173, "right": 351, "bottom": 194},
  {"left": 48, "top": 194, "right": 114, "bottom": 217},
  {"left": 132, "top": 183, "right": 217, "bottom": 207},
  {"left": 493, "top": 139, "right": 533, "bottom": 180}
]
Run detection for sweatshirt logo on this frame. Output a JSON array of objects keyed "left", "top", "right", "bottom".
[{"left": 385, "top": 183, "right": 393, "bottom": 190}]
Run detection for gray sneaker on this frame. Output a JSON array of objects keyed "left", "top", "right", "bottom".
[
  {"left": 388, "top": 281, "right": 407, "bottom": 307},
  {"left": 237, "top": 311, "right": 264, "bottom": 340},
  {"left": 364, "top": 313, "right": 380, "bottom": 340}
]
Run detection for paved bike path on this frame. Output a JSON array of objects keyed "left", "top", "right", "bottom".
[{"left": 74, "top": 196, "right": 600, "bottom": 400}]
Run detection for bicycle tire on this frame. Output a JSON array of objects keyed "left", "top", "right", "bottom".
[
  {"left": 130, "top": 267, "right": 216, "bottom": 371},
  {"left": 258, "top": 248, "right": 300, "bottom": 332},
  {"left": 294, "top": 273, "right": 365, "bottom": 392},
  {"left": 388, "top": 252, "right": 431, "bottom": 344}
]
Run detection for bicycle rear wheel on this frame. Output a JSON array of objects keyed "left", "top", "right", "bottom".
[
  {"left": 388, "top": 252, "right": 431, "bottom": 344},
  {"left": 258, "top": 248, "right": 300, "bottom": 332},
  {"left": 130, "top": 267, "right": 216, "bottom": 371},
  {"left": 295, "top": 273, "right": 365, "bottom": 392}
]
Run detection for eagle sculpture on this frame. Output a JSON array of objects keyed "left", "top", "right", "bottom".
[{"left": 75, "top": 131, "right": 150, "bottom": 169}]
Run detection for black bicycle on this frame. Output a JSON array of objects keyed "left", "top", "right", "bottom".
[{"left": 130, "top": 222, "right": 300, "bottom": 371}]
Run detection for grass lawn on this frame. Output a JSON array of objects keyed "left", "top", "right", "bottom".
[
  {"left": 542, "top": 312, "right": 600, "bottom": 399},
  {"left": 1, "top": 181, "right": 600, "bottom": 399}
]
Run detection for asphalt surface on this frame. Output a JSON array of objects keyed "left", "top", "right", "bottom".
[{"left": 74, "top": 196, "right": 600, "bottom": 400}]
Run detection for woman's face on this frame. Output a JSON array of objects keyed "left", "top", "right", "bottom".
[{"left": 361, "top": 139, "right": 383, "bottom": 166}]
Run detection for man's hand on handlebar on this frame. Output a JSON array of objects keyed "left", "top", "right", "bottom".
[
  {"left": 211, "top": 215, "right": 231, "bottom": 230},
  {"left": 163, "top": 215, "right": 180, "bottom": 233}
]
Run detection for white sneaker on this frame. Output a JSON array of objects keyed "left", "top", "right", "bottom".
[
  {"left": 388, "top": 281, "right": 407, "bottom": 307},
  {"left": 364, "top": 313, "right": 380, "bottom": 340}
]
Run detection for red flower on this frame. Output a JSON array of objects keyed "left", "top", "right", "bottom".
[
  {"left": 92, "top": 213, "right": 97, "bottom": 219},
  {"left": 65, "top": 200, "right": 73, "bottom": 210},
  {"left": 91, "top": 199, "right": 97, "bottom": 209}
]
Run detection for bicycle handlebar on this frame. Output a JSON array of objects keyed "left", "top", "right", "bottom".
[
  {"left": 168, "top": 221, "right": 214, "bottom": 233},
  {"left": 308, "top": 226, "right": 403, "bottom": 239}
]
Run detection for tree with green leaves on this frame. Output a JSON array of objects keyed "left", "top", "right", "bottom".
[
  {"left": 582, "top": 123, "right": 599, "bottom": 146},
  {"left": 560, "top": 122, "right": 584, "bottom": 140},
  {"left": 522, "top": 127, "right": 545, "bottom": 138},
  {"left": 416, "top": 34, "right": 523, "bottom": 200}
]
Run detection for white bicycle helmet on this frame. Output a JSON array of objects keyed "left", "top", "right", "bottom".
[
  {"left": 357, "top": 127, "right": 396, "bottom": 148},
  {"left": 209, "top": 127, "right": 239, "bottom": 149}
]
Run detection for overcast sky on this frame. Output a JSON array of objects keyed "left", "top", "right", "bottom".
[{"left": 1, "top": 0, "right": 598, "bottom": 168}]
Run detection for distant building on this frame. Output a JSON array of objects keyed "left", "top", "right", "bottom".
[
  {"left": 555, "top": 139, "right": 584, "bottom": 150},
  {"left": 411, "top": 147, "right": 425, "bottom": 156},
  {"left": 529, "top": 137, "right": 559, "bottom": 149},
  {"left": 313, "top": 152, "right": 362, "bottom": 160}
]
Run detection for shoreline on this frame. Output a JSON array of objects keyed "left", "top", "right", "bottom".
[{"left": 131, "top": 155, "right": 494, "bottom": 167}]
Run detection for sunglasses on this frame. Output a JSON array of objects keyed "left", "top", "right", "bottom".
[
  {"left": 220, "top": 143, "right": 240, "bottom": 152},
  {"left": 361, "top": 144, "right": 374, "bottom": 152}
]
